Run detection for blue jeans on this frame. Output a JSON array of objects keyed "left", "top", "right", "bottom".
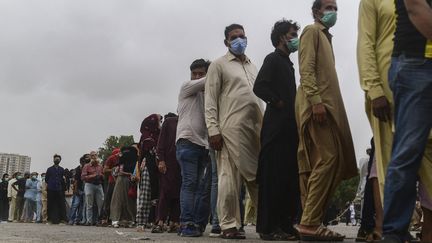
[
  {"left": 69, "top": 190, "right": 84, "bottom": 224},
  {"left": 383, "top": 56, "right": 432, "bottom": 241},
  {"left": 36, "top": 199, "right": 42, "bottom": 222},
  {"left": 209, "top": 149, "right": 220, "bottom": 229},
  {"left": 176, "top": 139, "right": 211, "bottom": 229},
  {"left": 84, "top": 183, "right": 104, "bottom": 224}
]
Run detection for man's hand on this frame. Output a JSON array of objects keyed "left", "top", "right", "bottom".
[
  {"left": 372, "top": 96, "right": 391, "bottom": 122},
  {"left": 312, "top": 103, "right": 327, "bottom": 124},
  {"left": 158, "top": 161, "right": 167, "bottom": 174},
  {"left": 209, "top": 134, "right": 224, "bottom": 151}
]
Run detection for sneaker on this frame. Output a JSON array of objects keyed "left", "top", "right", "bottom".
[
  {"left": 112, "top": 221, "right": 119, "bottom": 228},
  {"left": 180, "top": 224, "right": 202, "bottom": 237},
  {"left": 209, "top": 226, "right": 221, "bottom": 238}
]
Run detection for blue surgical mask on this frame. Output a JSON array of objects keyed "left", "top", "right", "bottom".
[
  {"left": 229, "top": 37, "right": 247, "bottom": 55},
  {"left": 286, "top": 37, "right": 299, "bottom": 53},
  {"left": 321, "top": 11, "right": 337, "bottom": 28}
]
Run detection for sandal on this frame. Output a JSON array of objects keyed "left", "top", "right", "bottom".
[
  {"left": 136, "top": 225, "right": 145, "bottom": 232},
  {"left": 365, "top": 231, "right": 382, "bottom": 242},
  {"left": 151, "top": 224, "right": 164, "bottom": 233},
  {"left": 260, "top": 232, "right": 297, "bottom": 241},
  {"left": 221, "top": 227, "right": 246, "bottom": 240},
  {"left": 299, "top": 225, "right": 345, "bottom": 241},
  {"left": 168, "top": 224, "right": 180, "bottom": 233}
]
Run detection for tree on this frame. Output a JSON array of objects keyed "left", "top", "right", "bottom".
[
  {"left": 98, "top": 135, "right": 135, "bottom": 162},
  {"left": 332, "top": 175, "right": 360, "bottom": 209}
]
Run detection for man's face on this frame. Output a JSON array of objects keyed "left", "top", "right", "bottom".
[
  {"left": 191, "top": 67, "right": 207, "bottom": 80},
  {"left": 225, "top": 28, "right": 246, "bottom": 48},
  {"left": 316, "top": 0, "right": 338, "bottom": 19},
  {"left": 90, "top": 152, "right": 97, "bottom": 162},
  {"left": 282, "top": 27, "right": 299, "bottom": 44}
]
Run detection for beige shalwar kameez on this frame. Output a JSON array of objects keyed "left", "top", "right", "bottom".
[
  {"left": 205, "top": 51, "right": 263, "bottom": 230},
  {"left": 296, "top": 22, "right": 358, "bottom": 226}
]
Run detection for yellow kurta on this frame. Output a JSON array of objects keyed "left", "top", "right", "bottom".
[
  {"left": 296, "top": 22, "right": 357, "bottom": 178},
  {"left": 296, "top": 22, "right": 358, "bottom": 225},
  {"left": 357, "top": 0, "right": 432, "bottom": 206},
  {"left": 205, "top": 51, "right": 263, "bottom": 230}
]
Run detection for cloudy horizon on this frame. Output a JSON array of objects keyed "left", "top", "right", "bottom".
[{"left": 0, "top": 0, "right": 371, "bottom": 173}]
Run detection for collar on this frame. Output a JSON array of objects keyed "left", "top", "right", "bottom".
[
  {"left": 275, "top": 49, "right": 294, "bottom": 64},
  {"left": 315, "top": 22, "right": 333, "bottom": 37},
  {"left": 225, "top": 51, "right": 251, "bottom": 63}
]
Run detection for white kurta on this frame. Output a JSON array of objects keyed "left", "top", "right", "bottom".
[
  {"left": 205, "top": 51, "right": 263, "bottom": 181},
  {"left": 205, "top": 51, "right": 263, "bottom": 230}
]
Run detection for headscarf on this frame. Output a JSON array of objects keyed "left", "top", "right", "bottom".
[
  {"left": 112, "top": 148, "right": 120, "bottom": 156},
  {"left": 139, "top": 114, "right": 161, "bottom": 154}
]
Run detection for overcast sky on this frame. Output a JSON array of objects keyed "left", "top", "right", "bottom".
[{"left": 0, "top": 0, "right": 370, "bottom": 173}]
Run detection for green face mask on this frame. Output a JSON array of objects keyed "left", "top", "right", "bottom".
[
  {"left": 321, "top": 11, "right": 337, "bottom": 28},
  {"left": 286, "top": 37, "right": 299, "bottom": 53}
]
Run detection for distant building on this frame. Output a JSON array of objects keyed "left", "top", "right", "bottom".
[{"left": 0, "top": 153, "right": 31, "bottom": 176}]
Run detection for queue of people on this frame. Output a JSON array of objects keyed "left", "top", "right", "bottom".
[{"left": 1, "top": 0, "right": 431, "bottom": 242}]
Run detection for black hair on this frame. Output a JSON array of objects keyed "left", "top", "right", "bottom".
[
  {"left": 224, "top": 24, "right": 244, "bottom": 39},
  {"left": 164, "top": 112, "right": 178, "bottom": 120},
  {"left": 312, "top": 0, "right": 323, "bottom": 19},
  {"left": 2, "top": 173, "right": 8, "bottom": 179},
  {"left": 271, "top": 19, "right": 300, "bottom": 47},
  {"left": 53, "top": 154, "right": 62, "bottom": 160},
  {"left": 190, "top": 59, "right": 211, "bottom": 72}
]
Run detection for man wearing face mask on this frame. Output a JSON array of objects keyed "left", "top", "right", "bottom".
[
  {"left": 253, "top": 19, "right": 301, "bottom": 241},
  {"left": 295, "top": 0, "right": 357, "bottom": 241},
  {"left": 68, "top": 155, "right": 89, "bottom": 225},
  {"left": 12, "top": 172, "right": 28, "bottom": 222},
  {"left": 81, "top": 151, "right": 104, "bottom": 226},
  {"left": 45, "top": 154, "right": 67, "bottom": 224},
  {"left": 22, "top": 172, "right": 39, "bottom": 222},
  {"left": 205, "top": 23, "right": 263, "bottom": 239}
]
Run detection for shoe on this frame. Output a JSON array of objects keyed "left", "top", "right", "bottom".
[
  {"left": 209, "top": 226, "right": 222, "bottom": 238},
  {"left": 84, "top": 222, "right": 91, "bottom": 226},
  {"left": 221, "top": 227, "right": 246, "bottom": 240},
  {"left": 180, "top": 224, "right": 202, "bottom": 237},
  {"left": 239, "top": 227, "right": 246, "bottom": 236},
  {"left": 112, "top": 221, "right": 119, "bottom": 228}
]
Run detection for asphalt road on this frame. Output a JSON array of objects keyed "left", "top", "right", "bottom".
[{"left": 0, "top": 222, "right": 361, "bottom": 243}]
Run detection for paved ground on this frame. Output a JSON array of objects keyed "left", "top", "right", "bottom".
[{"left": 0, "top": 222, "right": 361, "bottom": 243}]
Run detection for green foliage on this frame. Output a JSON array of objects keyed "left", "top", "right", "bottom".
[
  {"left": 98, "top": 135, "right": 135, "bottom": 162},
  {"left": 331, "top": 175, "right": 360, "bottom": 209}
]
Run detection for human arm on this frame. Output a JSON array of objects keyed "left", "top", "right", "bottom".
[
  {"left": 12, "top": 180, "right": 19, "bottom": 192},
  {"left": 357, "top": 0, "right": 391, "bottom": 122},
  {"left": 179, "top": 77, "right": 206, "bottom": 98},
  {"left": 405, "top": 0, "right": 432, "bottom": 39},
  {"left": 156, "top": 121, "right": 168, "bottom": 174},
  {"left": 253, "top": 54, "right": 284, "bottom": 108},
  {"left": 205, "top": 62, "right": 224, "bottom": 151},
  {"left": 299, "top": 27, "right": 327, "bottom": 123},
  {"left": 81, "top": 165, "right": 96, "bottom": 182}
]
